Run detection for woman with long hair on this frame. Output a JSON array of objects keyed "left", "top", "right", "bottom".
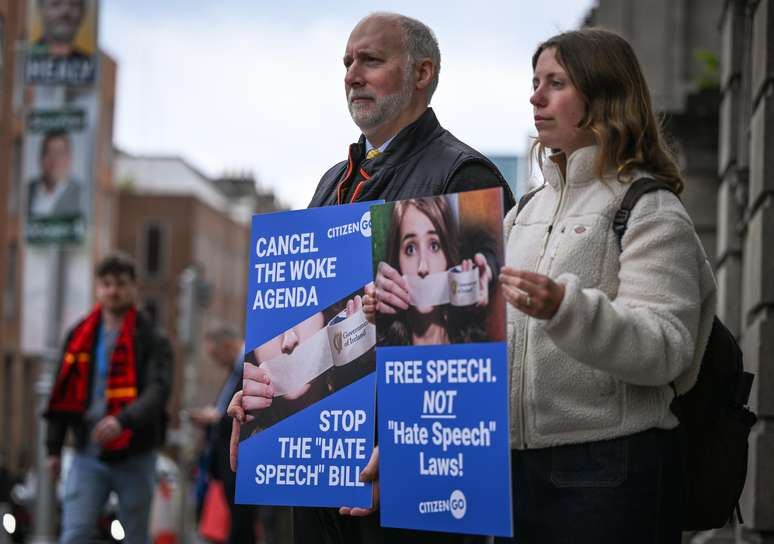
[{"left": 498, "top": 29, "right": 717, "bottom": 542}]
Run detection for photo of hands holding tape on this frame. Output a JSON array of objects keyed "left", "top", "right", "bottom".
[
  {"left": 367, "top": 188, "right": 506, "bottom": 347},
  {"left": 240, "top": 288, "right": 376, "bottom": 438}
]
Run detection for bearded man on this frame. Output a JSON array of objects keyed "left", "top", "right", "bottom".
[{"left": 231, "top": 12, "right": 514, "bottom": 543}]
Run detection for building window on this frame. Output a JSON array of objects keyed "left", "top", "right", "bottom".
[{"left": 143, "top": 223, "right": 165, "bottom": 278}]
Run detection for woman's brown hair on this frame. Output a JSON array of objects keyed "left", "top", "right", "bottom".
[{"left": 532, "top": 28, "right": 684, "bottom": 193}]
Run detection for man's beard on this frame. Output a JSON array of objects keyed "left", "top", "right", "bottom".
[{"left": 348, "top": 67, "right": 414, "bottom": 132}]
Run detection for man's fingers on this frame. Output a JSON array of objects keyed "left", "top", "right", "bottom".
[
  {"left": 230, "top": 417, "right": 241, "bottom": 472},
  {"left": 227, "top": 391, "right": 245, "bottom": 421},
  {"left": 360, "top": 446, "right": 379, "bottom": 482}
]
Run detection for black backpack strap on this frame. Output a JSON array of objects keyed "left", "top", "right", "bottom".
[
  {"left": 613, "top": 178, "right": 676, "bottom": 251},
  {"left": 516, "top": 184, "right": 545, "bottom": 216}
]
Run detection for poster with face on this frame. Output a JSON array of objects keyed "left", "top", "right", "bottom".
[
  {"left": 235, "top": 201, "right": 380, "bottom": 509},
  {"left": 26, "top": 0, "right": 97, "bottom": 86},
  {"left": 370, "top": 188, "right": 513, "bottom": 537},
  {"left": 24, "top": 108, "right": 90, "bottom": 244}
]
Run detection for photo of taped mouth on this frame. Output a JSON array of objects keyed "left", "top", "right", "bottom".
[{"left": 370, "top": 195, "right": 496, "bottom": 347}]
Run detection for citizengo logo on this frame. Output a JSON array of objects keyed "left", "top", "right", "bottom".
[
  {"left": 417, "top": 489, "right": 467, "bottom": 520},
  {"left": 327, "top": 211, "right": 372, "bottom": 239},
  {"left": 359, "top": 211, "right": 372, "bottom": 237}
]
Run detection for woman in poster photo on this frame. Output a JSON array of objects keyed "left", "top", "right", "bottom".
[
  {"left": 498, "top": 29, "right": 717, "bottom": 543},
  {"left": 366, "top": 196, "right": 494, "bottom": 346}
]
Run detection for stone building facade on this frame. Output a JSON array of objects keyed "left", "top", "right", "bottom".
[
  {"left": 717, "top": 1, "right": 774, "bottom": 542},
  {"left": 586, "top": 0, "right": 774, "bottom": 541}
]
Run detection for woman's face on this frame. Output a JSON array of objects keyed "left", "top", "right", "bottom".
[
  {"left": 530, "top": 47, "right": 593, "bottom": 157},
  {"left": 398, "top": 203, "right": 449, "bottom": 290},
  {"left": 254, "top": 312, "right": 325, "bottom": 399}
]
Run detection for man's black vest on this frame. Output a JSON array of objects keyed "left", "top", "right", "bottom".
[{"left": 308, "top": 108, "right": 507, "bottom": 207}]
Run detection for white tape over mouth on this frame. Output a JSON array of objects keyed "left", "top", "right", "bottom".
[
  {"left": 405, "top": 266, "right": 481, "bottom": 308},
  {"left": 259, "top": 309, "right": 376, "bottom": 397}
]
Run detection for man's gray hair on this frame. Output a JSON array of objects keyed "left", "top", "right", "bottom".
[
  {"left": 371, "top": 12, "right": 441, "bottom": 104},
  {"left": 205, "top": 322, "right": 241, "bottom": 344}
]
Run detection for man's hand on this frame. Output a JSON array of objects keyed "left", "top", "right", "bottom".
[
  {"left": 189, "top": 405, "right": 221, "bottom": 426},
  {"left": 338, "top": 446, "right": 379, "bottom": 516},
  {"left": 46, "top": 455, "right": 61, "bottom": 480},
  {"left": 374, "top": 262, "right": 412, "bottom": 314},
  {"left": 227, "top": 390, "right": 255, "bottom": 473},
  {"left": 92, "top": 415, "right": 122, "bottom": 445},
  {"left": 363, "top": 283, "right": 376, "bottom": 324}
]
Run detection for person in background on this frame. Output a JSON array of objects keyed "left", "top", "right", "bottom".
[{"left": 43, "top": 252, "right": 172, "bottom": 544}]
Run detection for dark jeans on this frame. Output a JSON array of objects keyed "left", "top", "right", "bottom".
[{"left": 496, "top": 428, "right": 683, "bottom": 544}]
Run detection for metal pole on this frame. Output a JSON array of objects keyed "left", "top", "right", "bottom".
[{"left": 30, "top": 246, "right": 65, "bottom": 544}]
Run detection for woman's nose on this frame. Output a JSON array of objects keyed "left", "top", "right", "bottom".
[
  {"left": 417, "top": 254, "right": 429, "bottom": 279},
  {"left": 530, "top": 86, "right": 544, "bottom": 107},
  {"left": 281, "top": 330, "right": 300, "bottom": 354}
]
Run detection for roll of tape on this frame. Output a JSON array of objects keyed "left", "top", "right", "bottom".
[{"left": 404, "top": 266, "right": 482, "bottom": 308}]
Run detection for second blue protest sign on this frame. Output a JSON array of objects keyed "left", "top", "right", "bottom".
[{"left": 370, "top": 188, "right": 513, "bottom": 536}]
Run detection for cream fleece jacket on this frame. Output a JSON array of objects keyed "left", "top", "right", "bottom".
[{"left": 504, "top": 146, "right": 717, "bottom": 449}]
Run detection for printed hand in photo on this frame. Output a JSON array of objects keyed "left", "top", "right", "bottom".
[
  {"left": 460, "top": 252, "right": 492, "bottom": 307},
  {"left": 372, "top": 261, "right": 412, "bottom": 314},
  {"left": 499, "top": 267, "right": 565, "bottom": 320}
]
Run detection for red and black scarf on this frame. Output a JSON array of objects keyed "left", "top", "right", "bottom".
[{"left": 48, "top": 305, "right": 138, "bottom": 451}]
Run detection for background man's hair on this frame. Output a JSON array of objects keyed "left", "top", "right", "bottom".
[
  {"left": 371, "top": 12, "right": 441, "bottom": 104},
  {"left": 95, "top": 251, "right": 136, "bottom": 280},
  {"left": 40, "top": 129, "right": 71, "bottom": 158},
  {"left": 205, "top": 322, "right": 242, "bottom": 344}
]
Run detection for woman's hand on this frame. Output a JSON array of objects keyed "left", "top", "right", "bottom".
[
  {"left": 338, "top": 446, "right": 380, "bottom": 516},
  {"left": 500, "top": 267, "right": 565, "bottom": 320},
  {"left": 461, "top": 253, "right": 492, "bottom": 306},
  {"left": 373, "top": 261, "right": 411, "bottom": 314}
]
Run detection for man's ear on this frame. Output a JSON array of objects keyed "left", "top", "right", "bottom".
[{"left": 414, "top": 58, "right": 435, "bottom": 92}]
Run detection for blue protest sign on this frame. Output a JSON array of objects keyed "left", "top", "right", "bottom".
[
  {"left": 377, "top": 342, "right": 512, "bottom": 536},
  {"left": 370, "top": 189, "right": 513, "bottom": 536},
  {"left": 236, "top": 200, "right": 381, "bottom": 508}
]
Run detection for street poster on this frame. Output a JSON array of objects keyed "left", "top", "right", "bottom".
[
  {"left": 24, "top": 108, "right": 89, "bottom": 244},
  {"left": 370, "top": 188, "right": 513, "bottom": 536},
  {"left": 235, "top": 201, "right": 381, "bottom": 508},
  {"left": 26, "top": 0, "right": 98, "bottom": 86}
]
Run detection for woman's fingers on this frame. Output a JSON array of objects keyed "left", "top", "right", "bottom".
[{"left": 500, "top": 268, "right": 565, "bottom": 319}]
